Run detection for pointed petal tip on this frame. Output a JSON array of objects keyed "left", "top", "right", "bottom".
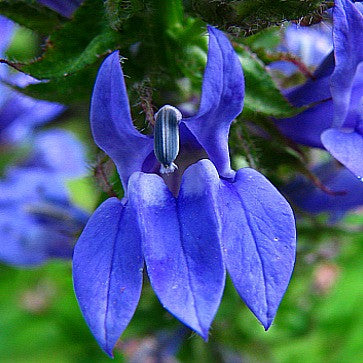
[
  {"left": 206, "top": 24, "right": 215, "bottom": 33},
  {"left": 103, "top": 346, "right": 115, "bottom": 359},
  {"left": 201, "top": 331, "right": 209, "bottom": 342},
  {"left": 192, "top": 324, "right": 210, "bottom": 341},
  {"left": 263, "top": 317, "right": 273, "bottom": 331},
  {"left": 206, "top": 25, "right": 221, "bottom": 36},
  {"left": 98, "top": 50, "right": 121, "bottom": 73},
  {"left": 250, "top": 308, "right": 273, "bottom": 331},
  {"left": 321, "top": 129, "right": 363, "bottom": 178}
]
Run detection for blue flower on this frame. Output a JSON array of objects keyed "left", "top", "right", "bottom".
[
  {"left": 73, "top": 26, "right": 296, "bottom": 357},
  {"left": 283, "top": 23, "right": 333, "bottom": 68},
  {"left": 37, "top": 0, "right": 83, "bottom": 17},
  {"left": 284, "top": 160, "right": 363, "bottom": 222},
  {"left": 269, "top": 22, "right": 333, "bottom": 76},
  {"left": 276, "top": 0, "right": 363, "bottom": 178},
  {"left": 0, "top": 16, "right": 64, "bottom": 145},
  {"left": 0, "top": 129, "right": 89, "bottom": 267}
]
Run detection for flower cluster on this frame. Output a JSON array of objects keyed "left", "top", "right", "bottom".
[
  {"left": 276, "top": 0, "right": 363, "bottom": 179},
  {"left": 0, "top": 15, "right": 88, "bottom": 267},
  {"left": 73, "top": 26, "right": 296, "bottom": 356},
  {"left": 0, "top": 129, "right": 89, "bottom": 266}
]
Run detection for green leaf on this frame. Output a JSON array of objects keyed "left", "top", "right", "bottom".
[
  {"left": 187, "top": 0, "right": 328, "bottom": 35},
  {"left": 21, "top": 0, "right": 123, "bottom": 80},
  {"left": 0, "top": 0, "right": 63, "bottom": 34},
  {"left": 243, "top": 26, "right": 281, "bottom": 52},
  {"left": 20, "top": 65, "right": 98, "bottom": 103},
  {"left": 239, "top": 46, "right": 302, "bottom": 118}
]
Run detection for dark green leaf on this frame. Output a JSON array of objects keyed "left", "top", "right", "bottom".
[
  {"left": 239, "top": 46, "right": 302, "bottom": 118},
  {"left": 187, "top": 0, "right": 329, "bottom": 35},
  {"left": 0, "top": 0, "right": 63, "bottom": 34},
  {"left": 21, "top": 65, "right": 98, "bottom": 104},
  {"left": 243, "top": 26, "right": 281, "bottom": 52},
  {"left": 105, "top": 0, "right": 145, "bottom": 30},
  {"left": 21, "top": 0, "right": 123, "bottom": 79}
]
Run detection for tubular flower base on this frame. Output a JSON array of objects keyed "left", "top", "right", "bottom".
[
  {"left": 276, "top": 0, "right": 363, "bottom": 178},
  {"left": 73, "top": 26, "right": 296, "bottom": 357}
]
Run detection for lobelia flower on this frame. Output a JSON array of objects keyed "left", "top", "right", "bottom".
[
  {"left": 73, "top": 26, "right": 296, "bottom": 356},
  {"left": 275, "top": 0, "right": 363, "bottom": 179},
  {"left": 37, "top": 0, "right": 83, "bottom": 17},
  {"left": 0, "top": 16, "right": 64, "bottom": 146},
  {"left": 0, "top": 129, "right": 89, "bottom": 267},
  {"left": 284, "top": 159, "right": 363, "bottom": 222}
]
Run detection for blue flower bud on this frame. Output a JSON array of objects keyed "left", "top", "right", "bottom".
[{"left": 154, "top": 105, "right": 182, "bottom": 174}]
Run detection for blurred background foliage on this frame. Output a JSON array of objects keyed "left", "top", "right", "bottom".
[
  {"left": 0, "top": 0, "right": 362, "bottom": 362},
  {"left": 1, "top": 217, "right": 362, "bottom": 362}
]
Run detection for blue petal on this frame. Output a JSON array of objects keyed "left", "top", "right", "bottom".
[
  {"left": 284, "top": 161, "right": 363, "bottom": 220},
  {"left": 284, "top": 52, "right": 334, "bottom": 107},
  {"left": 25, "top": 129, "right": 87, "bottom": 178},
  {"left": 0, "top": 16, "right": 14, "bottom": 56},
  {"left": 128, "top": 160, "right": 225, "bottom": 339},
  {"left": 182, "top": 26, "right": 244, "bottom": 179},
  {"left": 90, "top": 51, "right": 153, "bottom": 189},
  {"left": 331, "top": 0, "right": 363, "bottom": 127},
  {"left": 0, "top": 214, "right": 48, "bottom": 266},
  {"left": 37, "top": 0, "right": 83, "bottom": 17},
  {"left": 283, "top": 23, "right": 333, "bottom": 68},
  {"left": 321, "top": 129, "right": 363, "bottom": 178},
  {"left": 73, "top": 197, "right": 143, "bottom": 357},
  {"left": 1, "top": 169, "right": 69, "bottom": 204},
  {"left": 277, "top": 56, "right": 363, "bottom": 149},
  {"left": 0, "top": 169, "right": 87, "bottom": 267},
  {"left": 0, "top": 89, "right": 65, "bottom": 144},
  {"left": 276, "top": 100, "right": 333, "bottom": 148},
  {"left": 220, "top": 169, "right": 296, "bottom": 329}
]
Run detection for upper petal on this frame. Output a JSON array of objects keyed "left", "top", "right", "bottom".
[
  {"left": 90, "top": 51, "right": 153, "bottom": 189},
  {"left": 182, "top": 26, "right": 244, "bottom": 179},
  {"left": 331, "top": 0, "right": 363, "bottom": 127},
  {"left": 73, "top": 197, "right": 143, "bottom": 356},
  {"left": 219, "top": 169, "right": 296, "bottom": 329},
  {"left": 128, "top": 159, "right": 225, "bottom": 339}
]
